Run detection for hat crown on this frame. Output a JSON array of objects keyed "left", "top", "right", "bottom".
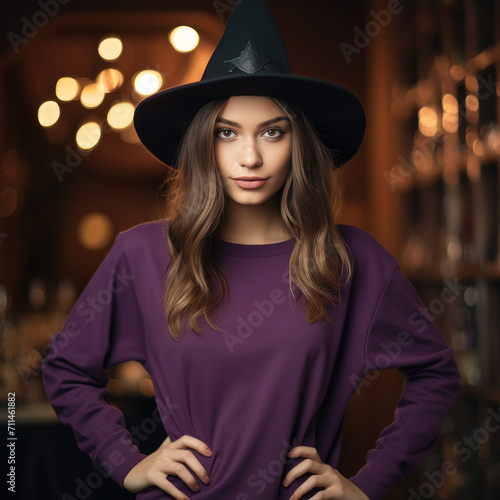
[
  {"left": 133, "top": 0, "right": 366, "bottom": 169},
  {"left": 202, "top": 0, "right": 291, "bottom": 80}
]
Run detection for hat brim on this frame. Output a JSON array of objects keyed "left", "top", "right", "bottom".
[{"left": 133, "top": 73, "right": 366, "bottom": 168}]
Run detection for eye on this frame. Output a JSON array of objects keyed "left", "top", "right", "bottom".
[
  {"left": 216, "top": 129, "right": 236, "bottom": 139},
  {"left": 262, "top": 128, "right": 283, "bottom": 138}
]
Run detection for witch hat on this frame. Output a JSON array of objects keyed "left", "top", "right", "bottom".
[{"left": 133, "top": 0, "right": 366, "bottom": 168}]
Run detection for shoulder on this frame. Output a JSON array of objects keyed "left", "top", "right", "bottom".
[
  {"left": 114, "top": 219, "right": 169, "bottom": 256},
  {"left": 336, "top": 223, "right": 399, "bottom": 280},
  {"left": 117, "top": 219, "right": 168, "bottom": 239}
]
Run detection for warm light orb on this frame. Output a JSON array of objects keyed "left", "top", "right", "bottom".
[
  {"left": 29, "top": 280, "right": 46, "bottom": 309},
  {"left": 81, "top": 83, "right": 105, "bottom": 109},
  {"left": 134, "top": 70, "right": 163, "bottom": 96},
  {"left": 77, "top": 212, "right": 113, "bottom": 250},
  {"left": 55, "top": 77, "right": 80, "bottom": 101},
  {"left": 465, "top": 95, "right": 479, "bottom": 112},
  {"left": 76, "top": 122, "right": 102, "bottom": 150},
  {"left": 96, "top": 69, "right": 124, "bottom": 93},
  {"left": 38, "top": 101, "right": 60, "bottom": 127},
  {"left": 107, "top": 102, "right": 135, "bottom": 129},
  {"left": 441, "top": 94, "right": 459, "bottom": 133},
  {"left": 442, "top": 94, "right": 458, "bottom": 114},
  {"left": 449, "top": 65, "right": 465, "bottom": 81},
  {"left": 169, "top": 26, "right": 200, "bottom": 53},
  {"left": 98, "top": 36, "right": 123, "bottom": 61},
  {"left": 418, "top": 107, "right": 438, "bottom": 137},
  {"left": 446, "top": 235, "right": 462, "bottom": 261}
]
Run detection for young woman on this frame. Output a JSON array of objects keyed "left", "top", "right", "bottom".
[{"left": 42, "top": 1, "right": 462, "bottom": 500}]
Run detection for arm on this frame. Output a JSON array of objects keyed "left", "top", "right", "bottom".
[
  {"left": 42, "top": 232, "right": 148, "bottom": 488},
  {"left": 348, "top": 265, "right": 462, "bottom": 500}
]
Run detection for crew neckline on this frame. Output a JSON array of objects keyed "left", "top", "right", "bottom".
[{"left": 212, "top": 236, "right": 296, "bottom": 257}]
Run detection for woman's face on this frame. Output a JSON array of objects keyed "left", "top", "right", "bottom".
[{"left": 214, "top": 96, "right": 292, "bottom": 206}]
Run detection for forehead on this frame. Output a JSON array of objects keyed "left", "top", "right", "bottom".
[{"left": 218, "top": 96, "right": 284, "bottom": 117}]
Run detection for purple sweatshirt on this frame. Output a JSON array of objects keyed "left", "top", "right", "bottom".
[{"left": 42, "top": 220, "right": 462, "bottom": 500}]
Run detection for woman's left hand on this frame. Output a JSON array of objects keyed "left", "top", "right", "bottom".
[{"left": 282, "top": 446, "right": 369, "bottom": 500}]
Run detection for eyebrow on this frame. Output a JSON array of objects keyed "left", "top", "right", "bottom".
[{"left": 216, "top": 116, "right": 290, "bottom": 128}]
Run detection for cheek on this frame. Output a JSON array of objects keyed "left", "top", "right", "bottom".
[
  {"left": 214, "top": 144, "right": 233, "bottom": 174},
  {"left": 214, "top": 145, "right": 224, "bottom": 173},
  {"left": 277, "top": 142, "right": 292, "bottom": 173}
]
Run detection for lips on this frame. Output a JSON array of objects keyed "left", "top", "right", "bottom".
[
  {"left": 232, "top": 177, "right": 268, "bottom": 181},
  {"left": 232, "top": 178, "right": 268, "bottom": 189}
]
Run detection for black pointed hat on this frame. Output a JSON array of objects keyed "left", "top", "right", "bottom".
[{"left": 133, "top": 0, "right": 366, "bottom": 168}]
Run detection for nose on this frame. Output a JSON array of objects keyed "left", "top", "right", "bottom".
[{"left": 238, "top": 138, "right": 263, "bottom": 167}]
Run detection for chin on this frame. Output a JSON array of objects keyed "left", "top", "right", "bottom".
[
  {"left": 230, "top": 197, "right": 273, "bottom": 206},
  {"left": 227, "top": 190, "right": 280, "bottom": 206}
]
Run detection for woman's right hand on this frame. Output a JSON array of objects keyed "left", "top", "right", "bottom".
[{"left": 122, "top": 434, "right": 212, "bottom": 499}]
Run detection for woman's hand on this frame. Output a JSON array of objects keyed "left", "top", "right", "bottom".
[
  {"left": 282, "top": 446, "right": 369, "bottom": 500},
  {"left": 123, "top": 434, "right": 212, "bottom": 500}
]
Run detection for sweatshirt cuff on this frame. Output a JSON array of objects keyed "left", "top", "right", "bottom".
[
  {"left": 94, "top": 432, "right": 148, "bottom": 489},
  {"left": 348, "top": 453, "right": 404, "bottom": 500}
]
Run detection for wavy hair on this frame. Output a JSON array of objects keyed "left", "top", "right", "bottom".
[{"left": 160, "top": 97, "right": 353, "bottom": 340}]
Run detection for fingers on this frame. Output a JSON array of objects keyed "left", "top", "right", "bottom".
[
  {"left": 288, "top": 446, "right": 321, "bottom": 462},
  {"left": 154, "top": 435, "right": 211, "bottom": 489},
  {"left": 288, "top": 474, "right": 334, "bottom": 500},
  {"left": 146, "top": 467, "right": 192, "bottom": 500},
  {"left": 123, "top": 434, "right": 212, "bottom": 496},
  {"left": 162, "top": 434, "right": 212, "bottom": 484},
  {"left": 167, "top": 448, "right": 211, "bottom": 487},
  {"left": 168, "top": 434, "right": 213, "bottom": 457},
  {"left": 282, "top": 459, "right": 328, "bottom": 487}
]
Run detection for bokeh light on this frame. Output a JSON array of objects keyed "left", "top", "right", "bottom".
[
  {"left": 29, "top": 280, "right": 46, "bottom": 309},
  {"left": 38, "top": 101, "right": 60, "bottom": 127},
  {"left": 76, "top": 122, "right": 102, "bottom": 150},
  {"left": 98, "top": 35, "right": 123, "bottom": 61},
  {"left": 134, "top": 70, "right": 163, "bottom": 96},
  {"left": 96, "top": 69, "right": 124, "bottom": 93},
  {"left": 77, "top": 212, "right": 113, "bottom": 250},
  {"left": 55, "top": 77, "right": 80, "bottom": 101},
  {"left": 169, "top": 26, "right": 200, "bottom": 53},
  {"left": 80, "top": 83, "right": 105, "bottom": 109},
  {"left": 107, "top": 102, "right": 135, "bottom": 129},
  {"left": 418, "top": 107, "right": 438, "bottom": 137}
]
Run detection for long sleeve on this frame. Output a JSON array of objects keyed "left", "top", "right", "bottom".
[
  {"left": 42, "top": 232, "right": 149, "bottom": 488},
  {"left": 348, "top": 264, "right": 462, "bottom": 500}
]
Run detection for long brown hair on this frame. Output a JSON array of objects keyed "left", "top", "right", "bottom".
[{"left": 160, "top": 97, "right": 353, "bottom": 340}]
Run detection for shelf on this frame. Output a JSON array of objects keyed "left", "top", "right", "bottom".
[
  {"left": 393, "top": 2, "right": 500, "bottom": 496},
  {"left": 460, "top": 384, "right": 500, "bottom": 404},
  {"left": 401, "top": 261, "right": 500, "bottom": 282}
]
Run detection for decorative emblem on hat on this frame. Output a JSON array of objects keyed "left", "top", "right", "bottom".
[{"left": 223, "top": 40, "right": 273, "bottom": 74}]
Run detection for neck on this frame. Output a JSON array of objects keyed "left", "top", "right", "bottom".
[{"left": 215, "top": 195, "right": 292, "bottom": 244}]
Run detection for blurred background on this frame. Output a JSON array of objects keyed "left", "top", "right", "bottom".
[{"left": 0, "top": 0, "right": 499, "bottom": 498}]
